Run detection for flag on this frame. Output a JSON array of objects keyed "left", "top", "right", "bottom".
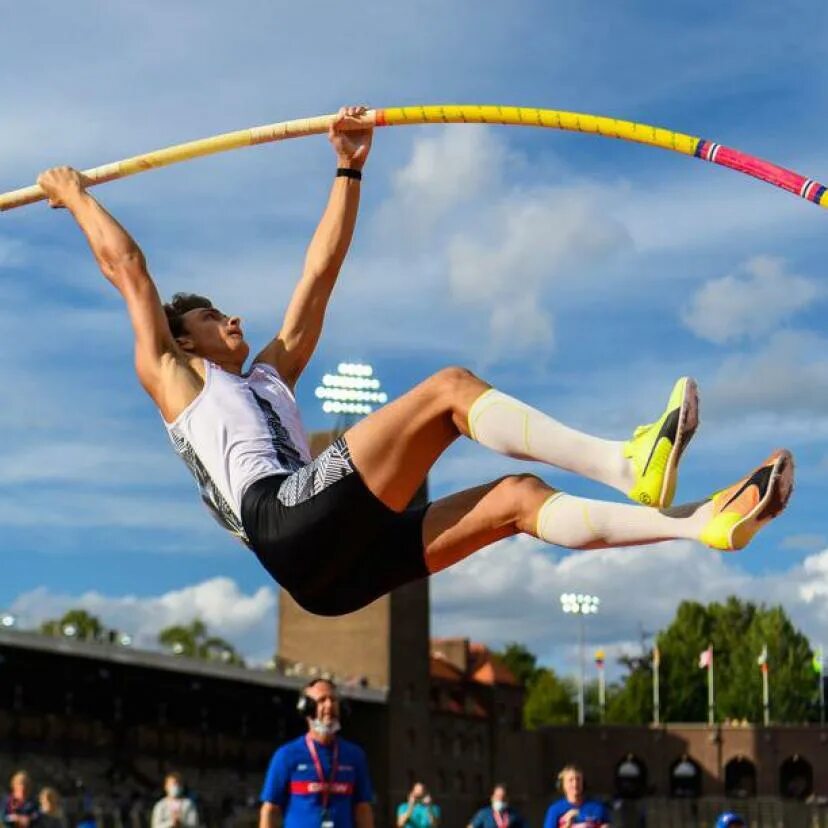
[
  {"left": 594, "top": 649, "right": 605, "bottom": 669},
  {"left": 813, "top": 648, "right": 824, "bottom": 675},
  {"left": 757, "top": 644, "right": 768, "bottom": 673},
  {"left": 653, "top": 645, "right": 661, "bottom": 667},
  {"left": 698, "top": 646, "right": 713, "bottom": 669}
]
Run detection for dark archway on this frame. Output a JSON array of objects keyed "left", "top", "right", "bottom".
[
  {"left": 779, "top": 755, "right": 813, "bottom": 800},
  {"left": 724, "top": 756, "right": 757, "bottom": 798},
  {"left": 670, "top": 755, "right": 701, "bottom": 798},
  {"left": 615, "top": 754, "right": 647, "bottom": 799}
]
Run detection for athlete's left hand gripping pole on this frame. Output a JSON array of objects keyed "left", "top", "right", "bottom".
[{"left": 0, "top": 111, "right": 379, "bottom": 212}]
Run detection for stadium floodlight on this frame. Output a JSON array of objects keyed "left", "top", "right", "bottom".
[
  {"left": 0, "top": 613, "right": 16, "bottom": 629},
  {"left": 62, "top": 623, "right": 78, "bottom": 638},
  {"left": 172, "top": 642, "right": 185, "bottom": 655},
  {"left": 316, "top": 362, "right": 388, "bottom": 425},
  {"left": 118, "top": 634, "right": 133, "bottom": 647},
  {"left": 560, "top": 592, "right": 601, "bottom": 726}
]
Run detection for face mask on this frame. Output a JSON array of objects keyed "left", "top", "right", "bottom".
[
  {"left": 168, "top": 786, "right": 183, "bottom": 799},
  {"left": 493, "top": 801, "right": 506, "bottom": 812},
  {"left": 310, "top": 719, "right": 341, "bottom": 737}
]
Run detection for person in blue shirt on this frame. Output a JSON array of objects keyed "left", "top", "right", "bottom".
[
  {"left": 543, "top": 766, "right": 610, "bottom": 828},
  {"left": 714, "top": 813, "right": 745, "bottom": 828},
  {"left": 396, "top": 783, "right": 439, "bottom": 828},
  {"left": 468, "top": 784, "right": 526, "bottom": 828},
  {"left": 260, "top": 679, "right": 374, "bottom": 828}
]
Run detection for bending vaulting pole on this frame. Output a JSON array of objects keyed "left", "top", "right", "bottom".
[{"left": 1, "top": 105, "right": 826, "bottom": 212}]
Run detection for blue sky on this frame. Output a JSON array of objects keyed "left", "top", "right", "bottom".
[{"left": 2, "top": 1, "right": 828, "bottom": 675}]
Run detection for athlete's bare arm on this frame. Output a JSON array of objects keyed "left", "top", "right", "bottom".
[
  {"left": 37, "top": 167, "right": 201, "bottom": 422},
  {"left": 252, "top": 105, "right": 373, "bottom": 390}
]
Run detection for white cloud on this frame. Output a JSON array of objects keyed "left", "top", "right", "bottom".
[
  {"left": 363, "top": 129, "right": 631, "bottom": 357},
  {"left": 682, "top": 256, "right": 821, "bottom": 344},
  {"left": 431, "top": 534, "right": 828, "bottom": 678},
  {"left": 380, "top": 127, "right": 510, "bottom": 241},
  {"left": 705, "top": 329, "right": 828, "bottom": 421},
  {"left": 9, "top": 578, "right": 277, "bottom": 663},
  {"left": 780, "top": 534, "right": 826, "bottom": 553}
]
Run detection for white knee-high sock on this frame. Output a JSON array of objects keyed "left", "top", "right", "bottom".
[
  {"left": 535, "top": 492, "right": 708, "bottom": 549},
  {"left": 468, "top": 389, "right": 633, "bottom": 493}
]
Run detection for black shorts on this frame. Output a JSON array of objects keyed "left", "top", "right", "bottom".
[{"left": 240, "top": 437, "right": 430, "bottom": 617}]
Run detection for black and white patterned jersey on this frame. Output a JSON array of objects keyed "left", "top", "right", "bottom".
[{"left": 164, "top": 360, "right": 311, "bottom": 543}]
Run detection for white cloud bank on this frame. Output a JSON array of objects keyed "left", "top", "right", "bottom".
[
  {"left": 10, "top": 535, "right": 828, "bottom": 679},
  {"left": 9, "top": 577, "right": 276, "bottom": 663},
  {"left": 431, "top": 534, "right": 828, "bottom": 677},
  {"left": 682, "top": 256, "right": 821, "bottom": 345}
]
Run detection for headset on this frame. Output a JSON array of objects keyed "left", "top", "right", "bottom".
[{"left": 296, "top": 678, "right": 338, "bottom": 719}]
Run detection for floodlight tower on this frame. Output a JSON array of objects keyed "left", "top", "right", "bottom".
[
  {"left": 314, "top": 361, "right": 388, "bottom": 433},
  {"left": 560, "top": 592, "right": 600, "bottom": 726}
]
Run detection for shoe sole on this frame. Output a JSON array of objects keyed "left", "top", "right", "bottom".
[
  {"left": 658, "top": 378, "right": 699, "bottom": 508},
  {"left": 729, "top": 449, "right": 795, "bottom": 550}
]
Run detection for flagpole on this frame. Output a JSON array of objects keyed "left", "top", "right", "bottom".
[
  {"left": 653, "top": 646, "right": 661, "bottom": 726},
  {"left": 759, "top": 643, "right": 770, "bottom": 726},
  {"left": 820, "top": 646, "right": 825, "bottom": 727},
  {"left": 594, "top": 650, "right": 606, "bottom": 722},
  {"left": 708, "top": 645, "right": 715, "bottom": 726}
]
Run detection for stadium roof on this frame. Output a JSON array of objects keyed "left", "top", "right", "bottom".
[{"left": 0, "top": 628, "right": 386, "bottom": 704}]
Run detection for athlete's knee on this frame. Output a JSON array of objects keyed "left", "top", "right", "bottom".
[
  {"left": 494, "top": 473, "right": 550, "bottom": 522},
  {"left": 429, "top": 365, "right": 480, "bottom": 398}
]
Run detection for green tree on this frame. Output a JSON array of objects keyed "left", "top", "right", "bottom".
[
  {"left": 523, "top": 668, "right": 578, "bottom": 728},
  {"left": 496, "top": 642, "right": 541, "bottom": 687},
  {"left": 158, "top": 619, "right": 245, "bottom": 666},
  {"left": 609, "top": 597, "right": 816, "bottom": 724},
  {"left": 41, "top": 609, "right": 105, "bottom": 641}
]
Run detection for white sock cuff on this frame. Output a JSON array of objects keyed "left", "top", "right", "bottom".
[
  {"left": 467, "top": 387, "right": 497, "bottom": 441},
  {"left": 535, "top": 491, "right": 566, "bottom": 540}
]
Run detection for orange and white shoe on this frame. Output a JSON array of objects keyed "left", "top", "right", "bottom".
[{"left": 699, "top": 450, "right": 795, "bottom": 551}]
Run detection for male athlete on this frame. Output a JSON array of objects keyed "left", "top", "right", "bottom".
[{"left": 38, "top": 105, "right": 794, "bottom": 617}]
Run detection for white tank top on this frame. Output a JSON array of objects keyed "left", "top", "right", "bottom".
[{"left": 164, "top": 361, "right": 311, "bottom": 544}]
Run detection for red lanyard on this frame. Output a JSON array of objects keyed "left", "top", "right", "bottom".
[
  {"left": 305, "top": 734, "right": 339, "bottom": 810},
  {"left": 493, "top": 809, "right": 509, "bottom": 828}
]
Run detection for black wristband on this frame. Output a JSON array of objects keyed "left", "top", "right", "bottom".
[{"left": 336, "top": 167, "right": 362, "bottom": 181}]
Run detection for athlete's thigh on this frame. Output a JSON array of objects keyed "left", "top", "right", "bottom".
[{"left": 343, "top": 375, "right": 461, "bottom": 511}]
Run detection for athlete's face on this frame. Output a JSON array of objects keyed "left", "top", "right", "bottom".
[
  {"left": 179, "top": 307, "right": 249, "bottom": 368},
  {"left": 307, "top": 680, "right": 340, "bottom": 726},
  {"left": 562, "top": 771, "right": 583, "bottom": 804},
  {"left": 491, "top": 786, "right": 507, "bottom": 807}
]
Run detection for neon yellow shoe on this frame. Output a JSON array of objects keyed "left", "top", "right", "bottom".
[
  {"left": 624, "top": 377, "right": 699, "bottom": 508},
  {"left": 699, "top": 450, "right": 794, "bottom": 552}
]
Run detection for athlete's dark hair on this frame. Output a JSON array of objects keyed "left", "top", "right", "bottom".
[{"left": 163, "top": 292, "right": 214, "bottom": 338}]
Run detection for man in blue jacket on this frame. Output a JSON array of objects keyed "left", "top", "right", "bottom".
[
  {"left": 259, "top": 679, "right": 373, "bottom": 828},
  {"left": 469, "top": 784, "right": 526, "bottom": 828}
]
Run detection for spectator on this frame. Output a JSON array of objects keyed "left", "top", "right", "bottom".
[
  {"left": 397, "top": 783, "right": 440, "bottom": 828},
  {"left": 37, "top": 789, "right": 67, "bottom": 828},
  {"left": 468, "top": 784, "right": 525, "bottom": 828},
  {"left": 151, "top": 773, "right": 199, "bottom": 828},
  {"left": 260, "top": 678, "right": 374, "bottom": 828},
  {"left": 714, "top": 814, "right": 745, "bottom": 828},
  {"left": 543, "top": 766, "right": 610, "bottom": 828},
  {"left": 2, "top": 771, "right": 39, "bottom": 828}
]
